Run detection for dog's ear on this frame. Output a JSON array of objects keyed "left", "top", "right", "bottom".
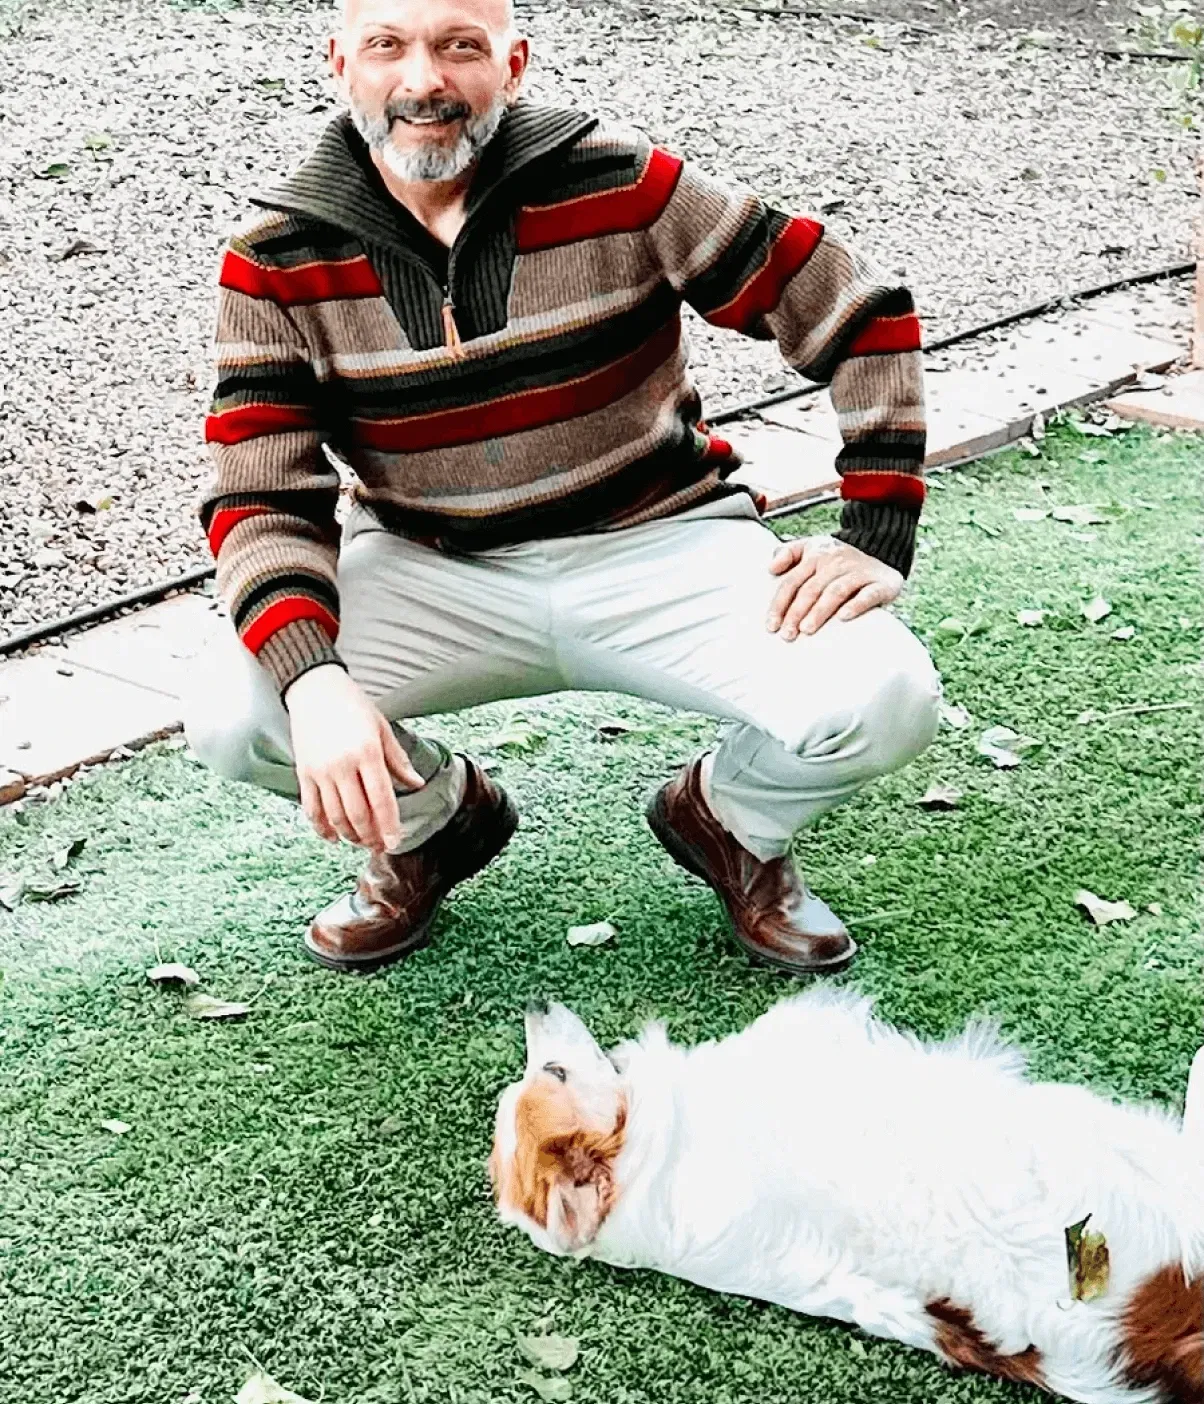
[{"left": 540, "top": 1119, "right": 625, "bottom": 1254}]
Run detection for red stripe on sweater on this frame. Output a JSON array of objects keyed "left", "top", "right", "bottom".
[
  {"left": 704, "top": 216, "right": 825, "bottom": 333},
  {"left": 353, "top": 316, "right": 682, "bottom": 454},
  {"left": 515, "top": 147, "right": 683, "bottom": 253},
  {"left": 242, "top": 596, "right": 339, "bottom": 655},
  {"left": 840, "top": 471, "right": 926, "bottom": 510},
  {"left": 207, "top": 504, "right": 273, "bottom": 557},
  {"left": 847, "top": 312, "right": 923, "bottom": 357},
  {"left": 219, "top": 247, "right": 383, "bottom": 306},
  {"left": 205, "top": 402, "right": 318, "bottom": 446}
]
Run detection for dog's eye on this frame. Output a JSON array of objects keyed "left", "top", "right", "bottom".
[{"left": 543, "top": 1062, "right": 567, "bottom": 1083}]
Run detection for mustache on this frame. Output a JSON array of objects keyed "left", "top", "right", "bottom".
[{"left": 386, "top": 97, "right": 472, "bottom": 124}]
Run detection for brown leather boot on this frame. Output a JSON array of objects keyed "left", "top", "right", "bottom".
[
  {"left": 646, "top": 755, "right": 856, "bottom": 975},
  {"left": 304, "top": 757, "right": 518, "bottom": 973}
]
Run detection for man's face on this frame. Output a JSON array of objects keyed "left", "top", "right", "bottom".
[{"left": 330, "top": 0, "right": 528, "bottom": 184}]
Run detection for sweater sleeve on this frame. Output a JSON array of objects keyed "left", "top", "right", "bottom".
[
  {"left": 200, "top": 225, "right": 345, "bottom": 697},
  {"left": 643, "top": 150, "right": 926, "bottom": 576}
]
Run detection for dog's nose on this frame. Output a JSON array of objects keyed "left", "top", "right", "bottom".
[{"left": 525, "top": 998, "right": 550, "bottom": 1017}]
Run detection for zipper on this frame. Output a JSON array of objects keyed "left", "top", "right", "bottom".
[{"left": 441, "top": 292, "right": 465, "bottom": 358}]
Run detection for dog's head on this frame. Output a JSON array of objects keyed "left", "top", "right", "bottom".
[{"left": 490, "top": 1000, "right": 627, "bottom": 1256}]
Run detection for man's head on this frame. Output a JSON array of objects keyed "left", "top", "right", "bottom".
[{"left": 330, "top": 0, "right": 528, "bottom": 185}]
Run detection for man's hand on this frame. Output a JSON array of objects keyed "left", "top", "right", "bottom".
[
  {"left": 766, "top": 535, "right": 903, "bottom": 639},
  {"left": 284, "top": 664, "right": 425, "bottom": 852}
]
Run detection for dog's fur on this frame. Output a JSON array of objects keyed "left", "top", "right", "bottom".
[{"left": 491, "top": 989, "right": 1204, "bottom": 1403}]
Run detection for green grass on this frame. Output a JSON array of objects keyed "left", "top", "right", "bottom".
[{"left": 0, "top": 424, "right": 1200, "bottom": 1404}]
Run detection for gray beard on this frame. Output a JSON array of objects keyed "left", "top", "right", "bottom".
[{"left": 350, "top": 96, "right": 507, "bottom": 182}]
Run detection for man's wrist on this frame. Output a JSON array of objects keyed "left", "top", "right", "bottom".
[{"left": 282, "top": 659, "right": 350, "bottom": 711}]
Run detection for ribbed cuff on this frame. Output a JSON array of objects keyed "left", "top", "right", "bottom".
[
  {"left": 834, "top": 499, "right": 920, "bottom": 578},
  {"left": 251, "top": 617, "right": 345, "bottom": 699}
]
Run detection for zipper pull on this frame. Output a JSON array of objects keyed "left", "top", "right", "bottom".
[{"left": 441, "top": 297, "right": 465, "bottom": 358}]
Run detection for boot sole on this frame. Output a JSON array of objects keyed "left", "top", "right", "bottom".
[
  {"left": 303, "top": 795, "right": 520, "bottom": 975},
  {"left": 645, "top": 787, "right": 857, "bottom": 976}
]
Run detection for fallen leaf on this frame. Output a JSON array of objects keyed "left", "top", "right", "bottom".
[
  {"left": 83, "top": 132, "right": 112, "bottom": 151},
  {"left": 0, "top": 878, "right": 25, "bottom": 910},
  {"left": 218, "top": 6, "right": 257, "bottom": 23},
  {"left": 185, "top": 993, "right": 250, "bottom": 1021},
  {"left": 1012, "top": 507, "right": 1049, "bottom": 522},
  {"left": 516, "top": 1370, "right": 572, "bottom": 1402},
  {"left": 934, "top": 616, "right": 969, "bottom": 640},
  {"left": 1110, "top": 626, "right": 1136, "bottom": 641},
  {"left": 35, "top": 162, "right": 71, "bottom": 180},
  {"left": 146, "top": 963, "right": 200, "bottom": 987},
  {"left": 57, "top": 238, "right": 105, "bottom": 260},
  {"left": 74, "top": 492, "right": 114, "bottom": 513},
  {"left": 566, "top": 921, "right": 615, "bottom": 948},
  {"left": 378, "top": 1114, "right": 404, "bottom": 1137},
  {"left": 917, "top": 784, "right": 962, "bottom": 810},
  {"left": 1075, "top": 890, "right": 1137, "bottom": 926},
  {"left": 23, "top": 880, "right": 80, "bottom": 902},
  {"left": 235, "top": 1371, "right": 314, "bottom": 1404},
  {"left": 518, "top": 1335, "right": 580, "bottom": 1372},
  {"left": 50, "top": 836, "right": 86, "bottom": 872},
  {"left": 1051, "top": 505, "right": 1107, "bottom": 526},
  {"left": 849, "top": 1338, "right": 868, "bottom": 1359},
  {"left": 1016, "top": 609, "right": 1047, "bottom": 627},
  {"left": 938, "top": 701, "right": 972, "bottom": 730},
  {"left": 1146, "top": 901, "right": 1164, "bottom": 916},
  {"left": 1082, "top": 597, "right": 1112, "bottom": 624},
  {"left": 977, "top": 726, "right": 1040, "bottom": 769},
  {"left": 100, "top": 1119, "right": 131, "bottom": 1135},
  {"left": 480, "top": 726, "right": 546, "bottom": 756},
  {"left": 1029, "top": 410, "right": 1046, "bottom": 442},
  {"left": 1065, "top": 1215, "right": 1110, "bottom": 1302}
]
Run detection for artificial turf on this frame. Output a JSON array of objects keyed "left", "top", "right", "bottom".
[{"left": 0, "top": 423, "right": 1200, "bottom": 1404}]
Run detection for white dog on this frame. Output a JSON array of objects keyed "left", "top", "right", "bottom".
[{"left": 491, "top": 989, "right": 1204, "bottom": 1404}]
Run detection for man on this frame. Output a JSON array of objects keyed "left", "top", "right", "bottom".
[{"left": 184, "top": 0, "right": 941, "bottom": 977}]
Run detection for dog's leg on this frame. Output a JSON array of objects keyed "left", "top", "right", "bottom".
[{"left": 781, "top": 1272, "right": 939, "bottom": 1354}]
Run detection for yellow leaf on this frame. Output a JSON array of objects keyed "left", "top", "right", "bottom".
[{"left": 1065, "top": 1215, "right": 1111, "bottom": 1301}]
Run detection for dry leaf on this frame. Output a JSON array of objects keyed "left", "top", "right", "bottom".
[
  {"left": 235, "top": 1371, "right": 314, "bottom": 1404},
  {"left": 50, "top": 837, "right": 86, "bottom": 872},
  {"left": 146, "top": 963, "right": 200, "bottom": 987},
  {"left": 1051, "top": 505, "right": 1107, "bottom": 526},
  {"left": 1012, "top": 507, "right": 1049, "bottom": 522},
  {"left": 100, "top": 1119, "right": 131, "bottom": 1135},
  {"left": 481, "top": 726, "right": 546, "bottom": 756},
  {"left": 1065, "top": 1215, "right": 1111, "bottom": 1302},
  {"left": 1074, "top": 890, "right": 1137, "bottom": 926},
  {"left": 1016, "top": 609, "right": 1047, "bottom": 627},
  {"left": 977, "top": 726, "right": 1040, "bottom": 769},
  {"left": 917, "top": 784, "right": 962, "bottom": 810},
  {"left": 0, "top": 878, "right": 25, "bottom": 911},
  {"left": 1146, "top": 901, "right": 1164, "bottom": 916},
  {"left": 1082, "top": 597, "right": 1112, "bottom": 624},
  {"left": 938, "top": 701, "right": 972, "bottom": 730},
  {"left": 566, "top": 921, "right": 615, "bottom": 948},
  {"left": 518, "top": 1335, "right": 580, "bottom": 1372},
  {"left": 23, "top": 880, "right": 80, "bottom": 902},
  {"left": 1110, "top": 626, "right": 1136, "bottom": 641},
  {"left": 516, "top": 1370, "right": 572, "bottom": 1402},
  {"left": 185, "top": 993, "right": 250, "bottom": 1021}
]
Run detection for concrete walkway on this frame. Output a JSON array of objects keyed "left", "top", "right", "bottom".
[{"left": 0, "top": 276, "right": 1193, "bottom": 806}]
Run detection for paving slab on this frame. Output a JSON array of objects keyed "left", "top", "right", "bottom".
[
  {"left": 727, "top": 422, "right": 839, "bottom": 506},
  {"left": 1105, "top": 369, "right": 1204, "bottom": 431},
  {"left": 41, "top": 591, "right": 230, "bottom": 699},
  {"left": 757, "top": 393, "right": 843, "bottom": 443},
  {"left": 0, "top": 653, "right": 183, "bottom": 785},
  {"left": 925, "top": 400, "right": 1025, "bottom": 467}
]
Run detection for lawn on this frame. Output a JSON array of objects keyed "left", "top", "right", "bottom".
[{"left": 0, "top": 423, "right": 1200, "bottom": 1404}]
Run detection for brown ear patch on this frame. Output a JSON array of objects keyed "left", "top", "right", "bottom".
[
  {"left": 1120, "top": 1264, "right": 1204, "bottom": 1404},
  {"left": 506, "top": 1080, "right": 627, "bottom": 1230},
  {"left": 925, "top": 1299, "right": 1046, "bottom": 1389}
]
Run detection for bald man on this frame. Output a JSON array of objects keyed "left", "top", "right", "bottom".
[{"left": 185, "top": 0, "right": 940, "bottom": 977}]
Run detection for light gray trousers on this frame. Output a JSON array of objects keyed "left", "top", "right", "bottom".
[{"left": 183, "top": 496, "right": 941, "bottom": 860}]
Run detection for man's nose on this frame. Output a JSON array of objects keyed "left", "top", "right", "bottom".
[{"left": 397, "top": 43, "right": 446, "bottom": 96}]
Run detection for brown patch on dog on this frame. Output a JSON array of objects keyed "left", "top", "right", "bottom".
[
  {"left": 500, "top": 1077, "right": 626, "bottom": 1235},
  {"left": 1119, "top": 1264, "right": 1204, "bottom": 1403},
  {"left": 926, "top": 1298, "right": 1046, "bottom": 1389}
]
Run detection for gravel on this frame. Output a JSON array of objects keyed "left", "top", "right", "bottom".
[{"left": 0, "top": 0, "right": 1196, "bottom": 637}]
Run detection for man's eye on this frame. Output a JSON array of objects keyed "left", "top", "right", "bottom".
[{"left": 543, "top": 1062, "right": 567, "bottom": 1083}]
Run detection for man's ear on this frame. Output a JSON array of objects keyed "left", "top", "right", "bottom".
[{"left": 540, "top": 1121, "right": 624, "bottom": 1254}]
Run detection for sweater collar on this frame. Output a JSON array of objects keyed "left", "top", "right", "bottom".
[{"left": 253, "top": 102, "right": 598, "bottom": 248}]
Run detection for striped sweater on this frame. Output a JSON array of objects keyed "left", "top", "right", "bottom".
[{"left": 202, "top": 103, "right": 926, "bottom": 696}]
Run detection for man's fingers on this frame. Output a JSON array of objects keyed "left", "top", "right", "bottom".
[
  {"left": 380, "top": 721, "right": 427, "bottom": 792},
  {"left": 336, "top": 767, "right": 379, "bottom": 849},
  {"left": 768, "top": 539, "right": 805, "bottom": 576},
  {"left": 361, "top": 753, "right": 404, "bottom": 853},
  {"left": 836, "top": 581, "right": 893, "bottom": 622},
  {"left": 766, "top": 558, "right": 823, "bottom": 631},
  {"left": 793, "top": 576, "right": 863, "bottom": 637},
  {"left": 300, "top": 773, "right": 338, "bottom": 843},
  {"left": 317, "top": 776, "right": 357, "bottom": 846}
]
